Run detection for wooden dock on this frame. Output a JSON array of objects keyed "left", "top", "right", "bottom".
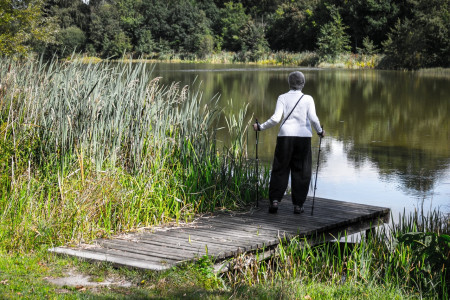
[{"left": 49, "top": 196, "right": 390, "bottom": 271}]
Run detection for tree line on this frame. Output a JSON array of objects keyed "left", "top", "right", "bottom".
[{"left": 1, "top": 0, "right": 449, "bottom": 69}]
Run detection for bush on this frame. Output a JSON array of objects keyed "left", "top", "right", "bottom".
[
  {"left": 381, "top": 18, "right": 427, "bottom": 70},
  {"left": 316, "top": 10, "right": 351, "bottom": 62},
  {"left": 57, "top": 26, "right": 86, "bottom": 55},
  {"left": 135, "top": 29, "right": 155, "bottom": 56}
]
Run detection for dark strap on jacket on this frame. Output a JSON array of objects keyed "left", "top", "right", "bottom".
[{"left": 280, "top": 94, "right": 305, "bottom": 128}]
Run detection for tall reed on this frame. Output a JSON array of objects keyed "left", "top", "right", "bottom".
[
  {"left": 0, "top": 56, "right": 268, "bottom": 252},
  {"left": 225, "top": 209, "right": 449, "bottom": 298}
]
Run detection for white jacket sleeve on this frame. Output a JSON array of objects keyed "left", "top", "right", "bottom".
[
  {"left": 307, "top": 98, "right": 322, "bottom": 134},
  {"left": 259, "top": 97, "right": 284, "bottom": 131}
]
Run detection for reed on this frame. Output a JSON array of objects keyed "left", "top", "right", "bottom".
[
  {"left": 224, "top": 209, "right": 449, "bottom": 298},
  {"left": 0, "top": 56, "right": 269, "bottom": 252}
]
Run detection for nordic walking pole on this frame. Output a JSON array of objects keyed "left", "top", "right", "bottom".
[
  {"left": 311, "top": 126, "right": 323, "bottom": 216},
  {"left": 255, "top": 119, "right": 260, "bottom": 208}
]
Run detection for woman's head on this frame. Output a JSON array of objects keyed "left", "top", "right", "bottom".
[{"left": 288, "top": 71, "right": 305, "bottom": 90}]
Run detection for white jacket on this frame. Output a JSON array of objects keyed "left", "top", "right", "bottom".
[{"left": 259, "top": 90, "right": 322, "bottom": 137}]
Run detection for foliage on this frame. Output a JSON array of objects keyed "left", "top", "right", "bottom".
[
  {"left": 217, "top": 2, "right": 250, "bottom": 52},
  {"left": 266, "top": 1, "right": 318, "bottom": 52},
  {"left": 165, "top": 0, "right": 213, "bottom": 56},
  {"left": 88, "top": 2, "right": 132, "bottom": 58},
  {"left": 55, "top": 25, "right": 86, "bottom": 55},
  {"left": 382, "top": 0, "right": 449, "bottom": 69},
  {"left": 0, "top": 0, "right": 57, "bottom": 56},
  {"left": 381, "top": 18, "right": 426, "bottom": 70},
  {"left": 135, "top": 29, "right": 155, "bottom": 56},
  {"left": 316, "top": 9, "right": 351, "bottom": 61},
  {"left": 1, "top": 0, "right": 449, "bottom": 68},
  {"left": 357, "top": 36, "right": 379, "bottom": 55},
  {"left": 341, "top": 0, "right": 399, "bottom": 50},
  {"left": 239, "top": 20, "right": 269, "bottom": 61},
  {"left": 396, "top": 232, "right": 450, "bottom": 288}
]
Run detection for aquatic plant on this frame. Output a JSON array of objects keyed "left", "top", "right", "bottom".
[
  {"left": 0, "top": 56, "right": 269, "bottom": 252},
  {"left": 224, "top": 209, "right": 449, "bottom": 298}
]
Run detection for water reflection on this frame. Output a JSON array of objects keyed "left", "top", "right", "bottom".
[{"left": 150, "top": 63, "right": 450, "bottom": 215}]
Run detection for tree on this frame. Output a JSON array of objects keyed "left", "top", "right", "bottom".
[
  {"left": 266, "top": 1, "right": 318, "bottom": 52},
  {"left": 357, "top": 36, "right": 379, "bottom": 55},
  {"left": 342, "top": 0, "right": 399, "bottom": 50},
  {"left": 116, "top": 0, "right": 144, "bottom": 48},
  {"left": 89, "top": 2, "right": 131, "bottom": 57},
  {"left": 240, "top": 20, "right": 269, "bottom": 60},
  {"left": 404, "top": 0, "right": 449, "bottom": 67},
  {"left": 316, "top": 9, "right": 351, "bottom": 61},
  {"left": 135, "top": 29, "right": 155, "bottom": 56},
  {"left": 381, "top": 0, "right": 449, "bottom": 69},
  {"left": 57, "top": 26, "right": 86, "bottom": 55},
  {"left": 164, "top": 0, "right": 213, "bottom": 55},
  {"left": 381, "top": 18, "right": 427, "bottom": 70},
  {"left": 218, "top": 2, "right": 250, "bottom": 51},
  {"left": 0, "top": 0, "right": 57, "bottom": 56}
]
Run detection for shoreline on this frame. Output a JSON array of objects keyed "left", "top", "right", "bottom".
[{"left": 71, "top": 54, "right": 450, "bottom": 76}]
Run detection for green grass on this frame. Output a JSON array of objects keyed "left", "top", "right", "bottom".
[
  {"left": 0, "top": 250, "right": 415, "bottom": 299},
  {"left": 1, "top": 56, "right": 448, "bottom": 299},
  {"left": 1, "top": 208, "right": 447, "bottom": 299},
  {"left": 79, "top": 51, "right": 382, "bottom": 69}
]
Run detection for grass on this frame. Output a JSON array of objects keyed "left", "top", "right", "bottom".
[
  {"left": 1, "top": 55, "right": 448, "bottom": 299},
  {"left": 223, "top": 209, "right": 449, "bottom": 299},
  {"left": 1, "top": 209, "right": 447, "bottom": 299},
  {"left": 71, "top": 51, "right": 383, "bottom": 69}
]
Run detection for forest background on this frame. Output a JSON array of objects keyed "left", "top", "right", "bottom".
[{"left": 1, "top": 0, "right": 449, "bottom": 70}]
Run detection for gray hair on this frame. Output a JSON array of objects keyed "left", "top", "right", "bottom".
[{"left": 288, "top": 71, "right": 305, "bottom": 90}]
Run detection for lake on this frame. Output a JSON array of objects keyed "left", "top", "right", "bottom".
[{"left": 151, "top": 63, "right": 449, "bottom": 218}]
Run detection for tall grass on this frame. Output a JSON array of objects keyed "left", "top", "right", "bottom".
[
  {"left": 224, "top": 209, "right": 449, "bottom": 298},
  {"left": 0, "top": 56, "right": 269, "bottom": 252}
]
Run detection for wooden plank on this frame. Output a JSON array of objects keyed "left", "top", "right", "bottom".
[
  {"left": 97, "top": 239, "right": 195, "bottom": 261},
  {"left": 217, "top": 214, "right": 337, "bottom": 234},
  {"left": 83, "top": 247, "right": 178, "bottom": 266},
  {"left": 137, "top": 235, "right": 239, "bottom": 258},
  {"left": 148, "top": 231, "right": 259, "bottom": 252},
  {"left": 49, "top": 247, "right": 171, "bottom": 271},
  {"left": 198, "top": 215, "right": 318, "bottom": 234},
  {"left": 176, "top": 222, "right": 282, "bottom": 239},
  {"left": 174, "top": 227, "right": 279, "bottom": 248},
  {"left": 132, "top": 238, "right": 212, "bottom": 256}
]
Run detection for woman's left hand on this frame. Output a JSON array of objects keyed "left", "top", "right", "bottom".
[{"left": 253, "top": 123, "right": 259, "bottom": 131}]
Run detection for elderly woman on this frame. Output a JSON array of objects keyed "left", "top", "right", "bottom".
[{"left": 253, "top": 71, "right": 324, "bottom": 214}]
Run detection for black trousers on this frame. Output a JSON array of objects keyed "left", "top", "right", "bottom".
[{"left": 269, "top": 136, "right": 312, "bottom": 206}]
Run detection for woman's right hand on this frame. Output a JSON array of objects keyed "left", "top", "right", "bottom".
[{"left": 318, "top": 129, "right": 325, "bottom": 137}]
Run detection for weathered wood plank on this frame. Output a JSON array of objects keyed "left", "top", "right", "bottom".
[
  {"left": 137, "top": 235, "right": 240, "bottom": 258},
  {"left": 83, "top": 247, "right": 178, "bottom": 266},
  {"left": 48, "top": 247, "right": 172, "bottom": 271},
  {"left": 147, "top": 231, "right": 259, "bottom": 253},
  {"left": 97, "top": 239, "right": 195, "bottom": 261}
]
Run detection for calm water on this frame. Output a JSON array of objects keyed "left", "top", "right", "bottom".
[{"left": 151, "top": 63, "right": 450, "bottom": 218}]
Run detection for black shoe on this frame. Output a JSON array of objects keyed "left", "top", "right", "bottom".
[
  {"left": 269, "top": 200, "right": 278, "bottom": 214},
  {"left": 294, "top": 205, "right": 304, "bottom": 214}
]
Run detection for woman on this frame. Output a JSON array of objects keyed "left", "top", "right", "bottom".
[{"left": 253, "top": 71, "right": 324, "bottom": 214}]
